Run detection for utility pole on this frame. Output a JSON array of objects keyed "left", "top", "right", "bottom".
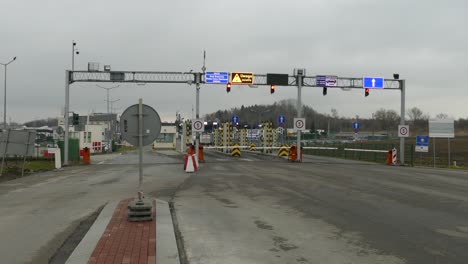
[
  {"left": 72, "top": 41, "right": 79, "bottom": 71},
  {"left": 195, "top": 50, "right": 206, "bottom": 160},
  {"left": 296, "top": 69, "right": 304, "bottom": 162},
  {"left": 97, "top": 85, "right": 119, "bottom": 153},
  {"left": 1, "top": 56, "right": 16, "bottom": 130},
  {"left": 400, "top": 79, "right": 406, "bottom": 165},
  {"left": 97, "top": 85, "right": 119, "bottom": 113}
]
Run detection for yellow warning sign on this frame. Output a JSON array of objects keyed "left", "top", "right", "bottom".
[{"left": 230, "top": 72, "right": 254, "bottom": 84}]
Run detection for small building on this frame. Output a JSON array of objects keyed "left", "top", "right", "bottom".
[
  {"left": 79, "top": 125, "right": 106, "bottom": 153},
  {"left": 153, "top": 123, "right": 176, "bottom": 149}
]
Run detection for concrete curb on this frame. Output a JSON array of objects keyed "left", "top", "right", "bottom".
[
  {"left": 65, "top": 201, "right": 119, "bottom": 264},
  {"left": 156, "top": 199, "right": 179, "bottom": 264},
  {"left": 65, "top": 199, "right": 179, "bottom": 264}
]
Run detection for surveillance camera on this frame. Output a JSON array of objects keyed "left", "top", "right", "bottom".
[{"left": 393, "top": 73, "right": 399, "bottom": 79}]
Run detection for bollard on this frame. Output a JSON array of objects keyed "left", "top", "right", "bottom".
[
  {"left": 198, "top": 144, "right": 205, "bottom": 162},
  {"left": 288, "top": 145, "right": 297, "bottom": 161},
  {"left": 231, "top": 144, "right": 241, "bottom": 157},
  {"left": 386, "top": 150, "right": 392, "bottom": 165},
  {"left": 82, "top": 147, "right": 91, "bottom": 165}
]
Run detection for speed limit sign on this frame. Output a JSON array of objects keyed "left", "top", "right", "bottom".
[
  {"left": 293, "top": 118, "right": 306, "bottom": 131},
  {"left": 398, "top": 125, "right": 409, "bottom": 137},
  {"left": 192, "top": 119, "right": 205, "bottom": 132}
]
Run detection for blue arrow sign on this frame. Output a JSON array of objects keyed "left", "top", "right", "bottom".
[
  {"left": 352, "top": 122, "right": 360, "bottom": 129},
  {"left": 363, "top": 77, "right": 384, "bottom": 89},
  {"left": 232, "top": 116, "right": 239, "bottom": 123},
  {"left": 205, "top": 72, "right": 229, "bottom": 84},
  {"left": 278, "top": 115, "right": 286, "bottom": 124}
]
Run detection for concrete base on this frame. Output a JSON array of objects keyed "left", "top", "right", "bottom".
[{"left": 128, "top": 198, "right": 153, "bottom": 222}]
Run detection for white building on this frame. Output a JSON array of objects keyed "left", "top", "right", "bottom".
[
  {"left": 153, "top": 125, "right": 176, "bottom": 149},
  {"left": 79, "top": 125, "right": 106, "bottom": 153}
]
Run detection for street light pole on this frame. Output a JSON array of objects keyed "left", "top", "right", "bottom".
[
  {"left": 1, "top": 56, "right": 16, "bottom": 130},
  {"left": 72, "top": 41, "right": 79, "bottom": 71}
]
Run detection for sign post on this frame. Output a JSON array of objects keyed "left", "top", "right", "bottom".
[
  {"left": 363, "top": 77, "right": 385, "bottom": 89},
  {"left": 230, "top": 72, "right": 254, "bottom": 85},
  {"left": 120, "top": 100, "right": 161, "bottom": 221},
  {"left": 415, "top": 136, "right": 429, "bottom": 152},
  {"left": 352, "top": 121, "right": 360, "bottom": 140},
  {"left": 316, "top": 75, "right": 338, "bottom": 87},
  {"left": 429, "top": 119, "right": 455, "bottom": 168},
  {"left": 398, "top": 125, "right": 409, "bottom": 138},
  {"left": 205, "top": 72, "right": 229, "bottom": 84}
]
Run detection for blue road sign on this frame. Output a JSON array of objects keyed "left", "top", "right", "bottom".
[
  {"left": 352, "top": 122, "right": 360, "bottom": 130},
  {"left": 232, "top": 116, "right": 239, "bottom": 123},
  {"left": 205, "top": 72, "right": 229, "bottom": 84},
  {"left": 363, "top": 77, "right": 384, "bottom": 89},
  {"left": 278, "top": 115, "right": 286, "bottom": 124},
  {"left": 416, "top": 135, "right": 429, "bottom": 152},
  {"left": 316, "top": 75, "right": 338, "bottom": 87},
  {"left": 316, "top": 75, "right": 327, "bottom": 86}
]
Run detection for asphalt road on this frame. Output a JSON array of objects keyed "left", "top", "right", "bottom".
[
  {"left": 0, "top": 148, "right": 188, "bottom": 264},
  {"left": 0, "top": 148, "right": 467, "bottom": 264},
  {"left": 175, "top": 149, "right": 468, "bottom": 264}
]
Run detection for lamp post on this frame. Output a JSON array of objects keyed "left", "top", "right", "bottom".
[
  {"left": 1, "top": 56, "right": 17, "bottom": 130},
  {"left": 72, "top": 41, "right": 79, "bottom": 71}
]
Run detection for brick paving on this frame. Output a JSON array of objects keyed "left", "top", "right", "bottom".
[{"left": 87, "top": 199, "right": 156, "bottom": 264}]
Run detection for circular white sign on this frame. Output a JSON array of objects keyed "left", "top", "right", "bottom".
[
  {"left": 400, "top": 126, "right": 408, "bottom": 136},
  {"left": 295, "top": 120, "right": 304, "bottom": 129},
  {"left": 193, "top": 121, "right": 203, "bottom": 130}
]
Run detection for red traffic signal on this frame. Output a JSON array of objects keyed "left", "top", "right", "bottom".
[
  {"left": 226, "top": 82, "right": 231, "bottom": 93},
  {"left": 365, "top": 88, "right": 369, "bottom": 97},
  {"left": 270, "top": 85, "right": 275, "bottom": 94}
]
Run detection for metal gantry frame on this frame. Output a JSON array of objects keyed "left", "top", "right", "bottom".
[{"left": 64, "top": 70, "right": 405, "bottom": 165}]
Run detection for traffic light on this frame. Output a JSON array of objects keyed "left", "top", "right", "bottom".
[
  {"left": 365, "top": 88, "right": 370, "bottom": 97},
  {"left": 226, "top": 82, "right": 231, "bottom": 93},
  {"left": 323, "top": 87, "right": 327, "bottom": 96},
  {"left": 72, "top": 113, "right": 79, "bottom": 125},
  {"left": 270, "top": 85, "right": 275, "bottom": 94}
]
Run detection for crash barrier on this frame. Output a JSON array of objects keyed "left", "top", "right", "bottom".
[
  {"left": 231, "top": 144, "right": 241, "bottom": 157},
  {"left": 278, "top": 145, "right": 289, "bottom": 157},
  {"left": 288, "top": 145, "right": 303, "bottom": 162},
  {"left": 82, "top": 147, "right": 91, "bottom": 165},
  {"left": 198, "top": 144, "right": 205, "bottom": 162},
  {"left": 184, "top": 154, "right": 198, "bottom": 173},
  {"left": 249, "top": 143, "right": 256, "bottom": 152}
]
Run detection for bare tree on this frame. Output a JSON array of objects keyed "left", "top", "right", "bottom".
[
  {"left": 436, "top": 113, "right": 449, "bottom": 119},
  {"left": 407, "top": 107, "right": 424, "bottom": 124},
  {"left": 373, "top": 108, "right": 400, "bottom": 135}
]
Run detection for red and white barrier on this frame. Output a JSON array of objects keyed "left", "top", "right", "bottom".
[
  {"left": 392, "top": 148, "right": 397, "bottom": 165},
  {"left": 184, "top": 154, "right": 198, "bottom": 173}
]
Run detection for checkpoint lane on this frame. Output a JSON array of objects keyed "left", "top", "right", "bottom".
[
  {"left": 0, "top": 150, "right": 187, "bottom": 264},
  {"left": 174, "top": 153, "right": 468, "bottom": 264}
]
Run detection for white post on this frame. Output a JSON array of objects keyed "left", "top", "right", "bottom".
[
  {"left": 64, "top": 71, "right": 70, "bottom": 165},
  {"left": 296, "top": 70, "right": 303, "bottom": 162},
  {"left": 400, "top": 80, "right": 406, "bottom": 165},
  {"left": 195, "top": 73, "right": 200, "bottom": 161},
  {"left": 448, "top": 138, "right": 450, "bottom": 168},
  {"left": 433, "top": 138, "right": 436, "bottom": 168},
  {"left": 223, "top": 123, "right": 227, "bottom": 153},
  {"left": 138, "top": 99, "right": 143, "bottom": 191}
]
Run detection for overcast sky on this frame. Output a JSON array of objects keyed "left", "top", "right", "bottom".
[{"left": 1, "top": 0, "right": 467, "bottom": 124}]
